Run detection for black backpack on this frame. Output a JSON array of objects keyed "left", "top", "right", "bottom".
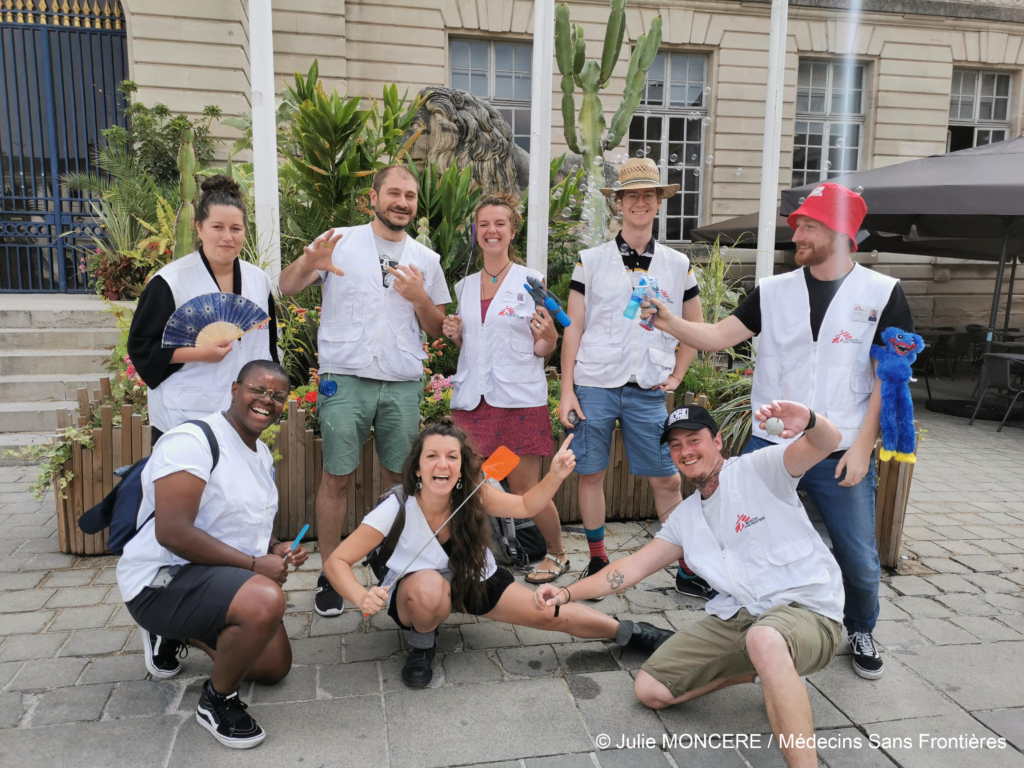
[
  {"left": 363, "top": 484, "right": 409, "bottom": 583},
  {"left": 484, "top": 479, "right": 548, "bottom": 568},
  {"left": 78, "top": 420, "right": 220, "bottom": 555}
]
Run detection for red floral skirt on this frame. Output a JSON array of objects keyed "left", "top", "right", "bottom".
[{"left": 451, "top": 399, "right": 555, "bottom": 458}]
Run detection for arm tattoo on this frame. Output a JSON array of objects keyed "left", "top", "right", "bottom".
[{"left": 606, "top": 568, "right": 625, "bottom": 591}]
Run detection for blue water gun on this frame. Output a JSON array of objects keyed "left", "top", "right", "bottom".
[
  {"left": 525, "top": 276, "right": 571, "bottom": 327},
  {"left": 624, "top": 276, "right": 659, "bottom": 331}
]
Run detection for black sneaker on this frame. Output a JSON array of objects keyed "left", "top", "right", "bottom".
[
  {"left": 675, "top": 571, "right": 716, "bottom": 601},
  {"left": 142, "top": 630, "right": 186, "bottom": 679},
  {"left": 578, "top": 556, "right": 610, "bottom": 601},
  {"left": 195, "top": 678, "right": 266, "bottom": 749},
  {"left": 621, "top": 620, "right": 674, "bottom": 656},
  {"left": 315, "top": 572, "right": 345, "bottom": 617},
  {"left": 402, "top": 645, "right": 437, "bottom": 688},
  {"left": 849, "top": 631, "right": 885, "bottom": 679}
]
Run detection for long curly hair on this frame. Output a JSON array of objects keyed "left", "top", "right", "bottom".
[
  {"left": 401, "top": 418, "right": 490, "bottom": 612},
  {"left": 474, "top": 193, "right": 524, "bottom": 266}
]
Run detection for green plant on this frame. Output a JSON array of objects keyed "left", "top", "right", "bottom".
[
  {"left": 408, "top": 162, "right": 482, "bottom": 285},
  {"left": 173, "top": 127, "right": 198, "bottom": 259},
  {"left": 555, "top": 0, "right": 662, "bottom": 245},
  {"left": 3, "top": 427, "right": 96, "bottom": 500}
]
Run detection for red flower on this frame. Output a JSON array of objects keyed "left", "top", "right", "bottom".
[
  {"left": 304, "top": 391, "right": 317, "bottom": 403},
  {"left": 744, "top": 369, "right": 753, "bottom": 376}
]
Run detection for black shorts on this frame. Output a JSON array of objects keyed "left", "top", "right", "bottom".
[
  {"left": 125, "top": 563, "right": 255, "bottom": 648},
  {"left": 387, "top": 566, "right": 516, "bottom": 631}
]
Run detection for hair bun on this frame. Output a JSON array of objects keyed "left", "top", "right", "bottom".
[{"left": 200, "top": 175, "right": 242, "bottom": 198}]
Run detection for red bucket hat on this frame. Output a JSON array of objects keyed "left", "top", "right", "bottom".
[{"left": 786, "top": 183, "right": 867, "bottom": 252}]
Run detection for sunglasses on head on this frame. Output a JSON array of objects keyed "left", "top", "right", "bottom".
[{"left": 244, "top": 383, "right": 288, "bottom": 405}]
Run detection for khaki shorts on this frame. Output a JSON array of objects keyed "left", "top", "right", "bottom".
[
  {"left": 641, "top": 604, "right": 842, "bottom": 699},
  {"left": 317, "top": 375, "right": 422, "bottom": 475}
]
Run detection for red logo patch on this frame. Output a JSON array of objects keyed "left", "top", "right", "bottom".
[
  {"left": 735, "top": 514, "right": 751, "bottom": 533},
  {"left": 832, "top": 330, "right": 853, "bottom": 343},
  {"left": 498, "top": 306, "right": 517, "bottom": 317}
]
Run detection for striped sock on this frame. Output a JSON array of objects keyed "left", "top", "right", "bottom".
[
  {"left": 584, "top": 526, "right": 608, "bottom": 562},
  {"left": 677, "top": 558, "right": 695, "bottom": 577}
]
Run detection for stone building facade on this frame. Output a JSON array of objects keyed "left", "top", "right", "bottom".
[{"left": 117, "top": 0, "right": 1024, "bottom": 325}]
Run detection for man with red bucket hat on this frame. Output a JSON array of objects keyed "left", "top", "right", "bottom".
[{"left": 642, "top": 182, "right": 915, "bottom": 680}]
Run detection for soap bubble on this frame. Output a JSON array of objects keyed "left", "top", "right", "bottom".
[
  {"left": 706, "top": 155, "right": 714, "bottom": 164},
  {"left": 594, "top": 156, "right": 604, "bottom": 166},
  {"left": 836, "top": 138, "right": 845, "bottom": 149},
  {"left": 620, "top": 243, "right": 629, "bottom": 252},
  {"left": 824, "top": 161, "right": 832, "bottom": 170},
  {"left": 735, "top": 168, "right": 743, "bottom": 177},
  {"left": 669, "top": 154, "right": 678, "bottom": 163},
  {"left": 571, "top": 165, "right": 578, "bottom": 173},
  {"left": 704, "top": 86, "right": 712, "bottom": 97},
  {"left": 798, "top": 197, "right": 806, "bottom": 204},
  {"left": 855, "top": 186, "right": 864, "bottom": 195},
  {"left": 636, "top": 149, "right": 643, "bottom": 157},
  {"left": 871, "top": 250, "right": 879, "bottom": 257},
  {"left": 721, "top": 246, "right": 730, "bottom": 255},
  {"left": 517, "top": 205, "right": 525, "bottom": 214},
  {"left": 693, "top": 167, "right": 701, "bottom": 177},
  {"left": 702, "top": 117, "right": 711, "bottom": 127},
  {"left": 691, "top": 154, "right": 697, "bottom": 162},
  {"left": 581, "top": 211, "right": 591, "bottom": 221},
  {"left": 612, "top": 180, "right": 621, "bottom": 189},
  {"left": 561, "top": 207, "right": 571, "bottom": 217}
]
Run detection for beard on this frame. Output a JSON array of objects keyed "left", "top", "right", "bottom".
[
  {"left": 375, "top": 203, "right": 412, "bottom": 232},
  {"left": 794, "top": 240, "right": 832, "bottom": 266}
]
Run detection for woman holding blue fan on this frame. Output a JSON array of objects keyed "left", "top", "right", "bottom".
[
  {"left": 128, "top": 176, "right": 278, "bottom": 441},
  {"left": 444, "top": 196, "right": 570, "bottom": 585}
]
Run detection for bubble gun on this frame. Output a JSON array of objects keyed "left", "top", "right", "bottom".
[
  {"left": 524, "top": 276, "right": 571, "bottom": 327},
  {"left": 624, "top": 276, "right": 660, "bottom": 331}
]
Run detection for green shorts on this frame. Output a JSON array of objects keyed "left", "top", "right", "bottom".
[
  {"left": 641, "top": 604, "right": 842, "bottom": 698},
  {"left": 317, "top": 374, "right": 422, "bottom": 476}
]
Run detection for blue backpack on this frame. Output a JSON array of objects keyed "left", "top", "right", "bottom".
[{"left": 78, "top": 420, "right": 220, "bottom": 555}]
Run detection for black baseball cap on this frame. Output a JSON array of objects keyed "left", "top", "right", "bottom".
[{"left": 660, "top": 405, "right": 719, "bottom": 443}]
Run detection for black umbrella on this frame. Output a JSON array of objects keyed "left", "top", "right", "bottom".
[{"left": 781, "top": 137, "right": 1024, "bottom": 351}]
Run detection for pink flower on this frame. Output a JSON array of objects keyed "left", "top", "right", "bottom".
[{"left": 433, "top": 392, "right": 442, "bottom": 402}]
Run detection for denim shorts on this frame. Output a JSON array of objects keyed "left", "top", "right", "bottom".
[{"left": 569, "top": 384, "right": 677, "bottom": 477}]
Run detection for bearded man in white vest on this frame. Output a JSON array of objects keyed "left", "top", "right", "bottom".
[
  {"left": 558, "top": 158, "right": 710, "bottom": 601},
  {"left": 534, "top": 402, "right": 846, "bottom": 768},
  {"left": 643, "top": 183, "right": 916, "bottom": 680},
  {"left": 278, "top": 166, "right": 451, "bottom": 618}
]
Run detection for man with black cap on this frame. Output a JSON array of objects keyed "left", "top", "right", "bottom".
[
  {"left": 642, "top": 182, "right": 915, "bottom": 680},
  {"left": 534, "top": 400, "right": 845, "bottom": 768}
]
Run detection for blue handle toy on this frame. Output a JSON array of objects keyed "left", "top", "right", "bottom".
[
  {"left": 284, "top": 524, "right": 310, "bottom": 563},
  {"left": 524, "top": 276, "right": 571, "bottom": 327},
  {"left": 625, "top": 276, "right": 659, "bottom": 331}
]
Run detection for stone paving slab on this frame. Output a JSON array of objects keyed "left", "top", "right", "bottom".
[
  {"left": 2, "top": 714, "right": 183, "bottom": 767},
  {"left": 893, "top": 642, "right": 1024, "bottom": 711},
  {"left": 864, "top": 712, "right": 1024, "bottom": 768}
]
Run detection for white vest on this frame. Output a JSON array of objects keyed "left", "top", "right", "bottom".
[
  {"left": 147, "top": 252, "right": 272, "bottom": 433},
  {"left": 666, "top": 455, "right": 844, "bottom": 624},
  {"left": 573, "top": 239, "right": 688, "bottom": 389},
  {"left": 317, "top": 224, "right": 441, "bottom": 380},
  {"left": 449, "top": 265, "right": 548, "bottom": 411},
  {"left": 751, "top": 264, "right": 897, "bottom": 450}
]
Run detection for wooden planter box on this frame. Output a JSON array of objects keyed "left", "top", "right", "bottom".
[{"left": 53, "top": 381, "right": 919, "bottom": 567}]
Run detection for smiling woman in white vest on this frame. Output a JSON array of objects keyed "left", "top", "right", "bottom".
[
  {"left": 443, "top": 195, "right": 570, "bottom": 585},
  {"left": 641, "top": 183, "right": 917, "bottom": 682},
  {"left": 127, "top": 176, "right": 277, "bottom": 442}
]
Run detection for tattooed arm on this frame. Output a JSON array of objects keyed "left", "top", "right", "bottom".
[{"left": 533, "top": 538, "right": 683, "bottom": 608}]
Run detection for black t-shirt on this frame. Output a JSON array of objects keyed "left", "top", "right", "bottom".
[
  {"left": 730, "top": 266, "right": 915, "bottom": 345},
  {"left": 569, "top": 232, "right": 701, "bottom": 303},
  {"left": 127, "top": 248, "right": 279, "bottom": 389}
]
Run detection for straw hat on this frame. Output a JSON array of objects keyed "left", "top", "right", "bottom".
[{"left": 600, "top": 157, "right": 680, "bottom": 198}]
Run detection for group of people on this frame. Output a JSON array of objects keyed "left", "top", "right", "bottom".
[{"left": 119, "top": 160, "right": 914, "bottom": 767}]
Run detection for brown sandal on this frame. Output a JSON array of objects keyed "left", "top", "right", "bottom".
[{"left": 525, "top": 552, "right": 570, "bottom": 584}]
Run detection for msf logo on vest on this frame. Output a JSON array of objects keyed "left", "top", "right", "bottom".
[
  {"left": 832, "top": 330, "right": 861, "bottom": 344},
  {"left": 735, "top": 513, "right": 766, "bottom": 533}
]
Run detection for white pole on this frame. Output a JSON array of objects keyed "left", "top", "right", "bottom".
[
  {"left": 526, "top": 0, "right": 555, "bottom": 277},
  {"left": 249, "top": 0, "right": 282, "bottom": 286},
  {"left": 755, "top": 0, "right": 789, "bottom": 284}
]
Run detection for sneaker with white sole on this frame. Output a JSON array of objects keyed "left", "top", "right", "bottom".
[
  {"left": 849, "top": 631, "right": 884, "bottom": 679},
  {"left": 314, "top": 572, "right": 345, "bottom": 617},
  {"left": 142, "top": 630, "right": 186, "bottom": 679},
  {"left": 578, "top": 557, "right": 610, "bottom": 601},
  {"left": 195, "top": 678, "right": 266, "bottom": 749}
]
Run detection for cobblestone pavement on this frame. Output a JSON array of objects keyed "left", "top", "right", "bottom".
[{"left": 1, "top": 410, "right": 1022, "bottom": 767}]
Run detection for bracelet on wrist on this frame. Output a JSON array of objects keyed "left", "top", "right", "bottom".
[
  {"left": 251, "top": 555, "right": 256, "bottom": 572},
  {"left": 806, "top": 408, "right": 817, "bottom": 431}
]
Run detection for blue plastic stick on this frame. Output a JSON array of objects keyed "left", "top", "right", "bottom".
[{"left": 283, "top": 524, "right": 310, "bottom": 567}]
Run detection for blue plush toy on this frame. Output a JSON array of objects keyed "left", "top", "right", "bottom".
[{"left": 870, "top": 327, "right": 925, "bottom": 463}]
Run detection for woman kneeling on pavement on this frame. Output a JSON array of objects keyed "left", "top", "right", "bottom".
[
  {"left": 323, "top": 418, "right": 671, "bottom": 687},
  {"left": 116, "top": 360, "right": 305, "bottom": 750}
]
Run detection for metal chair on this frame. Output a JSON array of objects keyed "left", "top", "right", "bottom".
[
  {"left": 946, "top": 332, "right": 976, "bottom": 380},
  {"left": 911, "top": 344, "right": 935, "bottom": 399},
  {"left": 970, "top": 354, "right": 1024, "bottom": 432}
]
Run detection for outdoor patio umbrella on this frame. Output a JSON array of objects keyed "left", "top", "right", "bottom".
[{"left": 781, "top": 136, "right": 1024, "bottom": 352}]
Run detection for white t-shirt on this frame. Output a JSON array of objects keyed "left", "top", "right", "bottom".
[
  {"left": 319, "top": 233, "right": 451, "bottom": 382},
  {"left": 362, "top": 493, "right": 497, "bottom": 588},
  {"left": 698, "top": 446, "right": 801, "bottom": 548},
  {"left": 116, "top": 413, "right": 278, "bottom": 602}
]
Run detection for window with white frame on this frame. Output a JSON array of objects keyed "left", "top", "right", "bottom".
[
  {"left": 792, "top": 60, "right": 865, "bottom": 187},
  {"left": 449, "top": 39, "right": 532, "bottom": 152},
  {"left": 628, "top": 52, "right": 707, "bottom": 242},
  {"left": 947, "top": 69, "right": 1011, "bottom": 152}
]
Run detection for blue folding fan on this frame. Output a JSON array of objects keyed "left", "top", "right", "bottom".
[{"left": 161, "top": 292, "right": 269, "bottom": 348}]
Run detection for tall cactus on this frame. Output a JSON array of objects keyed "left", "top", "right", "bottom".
[
  {"left": 556, "top": 0, "right": 662, "bottom": 245},
  {"left": 173, "top": 127, "right": 197, "bottom": 260}
]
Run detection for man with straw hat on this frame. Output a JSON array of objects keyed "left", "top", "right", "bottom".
[
  {"left": 559, "top": 157, "right": 710, "bottom": 599},
  {"left": 642, "top": 182, "right": 916, "bottom": 680}
]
